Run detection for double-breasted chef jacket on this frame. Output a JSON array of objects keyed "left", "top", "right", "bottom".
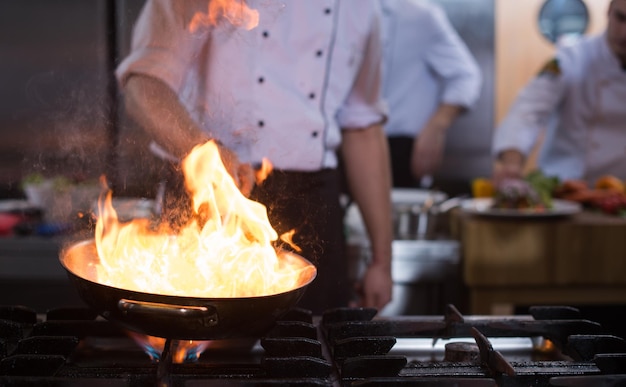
[
  {"left": 116, "top": 0, "right": 388, "bottom": 172},
  {"left": 493, "top": 32, "right": 626, "bottom": 184}
]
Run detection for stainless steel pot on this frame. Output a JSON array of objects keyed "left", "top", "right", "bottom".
[
  {"left": 381, "top": 239, "right": 461, "bottom": 316},
  {"left": 344, "top": 188, "right": 463, "bottom": 244},
  {"left": 391, "top": 188, "right": 462, "bottom": 240}
]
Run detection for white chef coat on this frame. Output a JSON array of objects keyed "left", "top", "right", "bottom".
[
  {"left": 116, "top": 0, "right": 387, "bottom": 171},
  {"left": 493, "top": 32, "right": 626, "bottom": 183},
  {"left": 379, "top": 0, "right": 482, "bottom": 137}
]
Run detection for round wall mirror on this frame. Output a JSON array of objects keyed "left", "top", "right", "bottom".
[{"left": 538, "top": 0, "right": 590, "bottom": 44}]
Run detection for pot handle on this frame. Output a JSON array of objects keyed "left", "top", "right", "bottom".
[
  {"left": 118, "top": 299, "right": 219, "bottom": 327},
  {"left": 437, "top": 195, "right": 469, "bottom": 213}
]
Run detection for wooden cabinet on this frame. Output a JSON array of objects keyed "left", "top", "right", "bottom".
[{"left": 456, "top": 211, "right": 626, "bottom": 314}]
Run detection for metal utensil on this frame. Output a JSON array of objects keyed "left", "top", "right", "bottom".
[
  {"left": 419, "top": 174, "right": 433, "bottom": 189},
  {"left": 416, "top": 175, "right": 434, "bottom": 238}
]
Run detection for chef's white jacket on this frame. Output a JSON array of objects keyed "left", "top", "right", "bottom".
[
  {"left": 379, "top": 0, "right": 482, "bottom": 137},
  {"left": 116, "top": 0, "right": 387, "bottom": 171},
  {"left": 493, "top": 32, "right": 626, "bottom": 183}
]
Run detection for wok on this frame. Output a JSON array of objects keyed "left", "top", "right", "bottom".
[{"left": 60, "top": 240, "right": 316, "bottom": 340}]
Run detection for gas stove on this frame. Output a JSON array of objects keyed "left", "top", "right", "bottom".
[{"left": 1, "top": 304, "right": 625, "bottom": 386}]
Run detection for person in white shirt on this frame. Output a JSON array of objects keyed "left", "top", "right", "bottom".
[
  {"left": 115, "top": 0, "right": 393, "bottom": 314},
  {"left": 380, "top": 0, "right": 482, "bottom": 187},
  {"left": 493, "top": 0, "right": 626, "bottom": 184}
]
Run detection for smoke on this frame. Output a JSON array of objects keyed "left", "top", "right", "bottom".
[{"left": 20, "top": 70, "right": 112, "bottom": 183}]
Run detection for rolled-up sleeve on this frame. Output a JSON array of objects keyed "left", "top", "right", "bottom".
[
  {"left": 337, "top": 9, "right": 388, "bottom": 130},
  {"left": 115, "top": 0, "right": 203, "bottom": 93},
  {"left": 425, "top": 5, "right": 482, "bottom": 109}
]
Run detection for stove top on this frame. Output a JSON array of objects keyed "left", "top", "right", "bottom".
[{"left": 1, "top": 304, "right": 625, "bottom": 386}]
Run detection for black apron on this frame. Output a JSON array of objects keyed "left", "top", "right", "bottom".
[{"left": 251, "top": 169, "right": 349, "bottom": 315}]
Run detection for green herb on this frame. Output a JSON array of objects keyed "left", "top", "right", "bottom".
[{"left": 525, "top": 170, "right": 560, "bottom": 208}]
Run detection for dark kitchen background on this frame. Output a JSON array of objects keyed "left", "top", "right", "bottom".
[{"left": 0, "top": 1, "right": 112, "bottom": 195}]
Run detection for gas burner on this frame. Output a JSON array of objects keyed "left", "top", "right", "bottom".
[
  {"left": 1, "top": 304, "right": 626, "bottom": 386},
  {"left": 443, "top": 341, "right": 480, "bottom": 362}
]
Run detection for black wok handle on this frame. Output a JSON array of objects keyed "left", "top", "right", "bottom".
[{"left": 118, "top": 299, "right": 219, "bottom": 327}]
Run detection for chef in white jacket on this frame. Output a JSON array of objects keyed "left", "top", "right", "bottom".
[
  {"left": 493, "top": 0, "right": 626, "bottom": 184},
  {"left": 116, "top": 0, "right": 393, "bottom": 314},
  {"left": 380, "top": 0, "right": 482, "bottom": 187}
]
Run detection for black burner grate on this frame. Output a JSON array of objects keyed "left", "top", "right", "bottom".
[{"left": 0, "top": 304, "right": 625, "bottom": 386}]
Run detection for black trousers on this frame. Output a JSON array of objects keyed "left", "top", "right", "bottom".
[
  {"left": 387, "top": 136, "right": 420, "bottom": 188},
  {"left": 251, "top": 169, "right": 349, "bottom": 314}
]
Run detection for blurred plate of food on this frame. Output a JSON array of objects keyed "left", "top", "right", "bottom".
[
  {"left": 460, "top": 197, "right": 581, "bottom": 217},
  {"left": 465, "top": 170, "right": 580, "bottom": 217}
]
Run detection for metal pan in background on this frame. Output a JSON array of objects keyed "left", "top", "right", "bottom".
[
  {"left": 391, "top": 188, "right": 455, "bottom": 240},
  {"left": 345, "top": 188, "right": 462, "bottom": 241}
]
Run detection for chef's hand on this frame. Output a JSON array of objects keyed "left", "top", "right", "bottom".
[
  {"left": 493, "top": 149, "right": 525, "bottom": 183},
  {"left": 215, "top": 142, "right": 255, "bottom": 197},
  {"left": 410, "top": 104, "right": 462, "bottom": 179},
  {"left": 411, "top": 123, "right": 445, "bottom": 179},
  {"left": 357, "top": 261, "right": 392, "bottom": 310}
]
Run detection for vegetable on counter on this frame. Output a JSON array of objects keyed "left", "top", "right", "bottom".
[
  {"left": 554, "top": 174, "right": 626, "bottom": 216},
  {"left": 471, "top": 172, "right": 626, "bottom": 216},
  {"left": 471, "top": 178, "right": 495, "bottom": 198},
  {"left": 524, "top": 170, "right": 560, "bottom": 209},
  {"left": 472, "top": 170, "right": 560, "bottom": 210}
]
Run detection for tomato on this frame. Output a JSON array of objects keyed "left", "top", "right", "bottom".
[{"left": 594, "top": 193, "right": 626, "bottom": 215}]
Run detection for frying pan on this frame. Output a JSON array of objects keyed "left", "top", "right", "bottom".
[{"left": 60, "top": 240, "right": 316, "bottom": 340}]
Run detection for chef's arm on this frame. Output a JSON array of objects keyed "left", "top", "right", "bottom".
[
  {"left": 426, "top": 104, "right": 465, "bottom": 131},
  {"left": 124, "top": 73, "right": 209, "bottom": 159},
  {"left": 341, "top": 122, "right": 393, "bottom": 309},
  {"left": 411, "top": 103, "right": 464, "bottom": 177},
  {"left": 413, "top": 0, "right": 481, "bottom": 179},
  {"left": 123, "top": 73, "right": 254, "bottom": 195},
  {"left": 492, "top": 57, "right": 567, "bottom": 181}
]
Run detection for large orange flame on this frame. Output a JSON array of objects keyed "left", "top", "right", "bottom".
[
  {"left": 189, "top": 0, "right": 259, "bottom": 32},
  {"left": 94, "top": 140, "right": 313, "bottom": 298}
]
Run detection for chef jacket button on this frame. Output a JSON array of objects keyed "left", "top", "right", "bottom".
[
  {"left": 258, "top": 77, "right": 264, "bottom": 84},
  {"left": 258, "top": 120, "right": 265, "bottom": 127},
  {"left": 324, "top": 8, "right": 331, "bottom": 15},
  {"left": 316, "top": 50, "right": 323, "bottom": 57},
  {"left": 262, "top": 31, "right": 269, "bottom": 38},
  {"left": 312, "top": 131, "right": 319, "bottom": 137},
  {"left": 309, "top": 92, "right": 316, "bottom": 99}
]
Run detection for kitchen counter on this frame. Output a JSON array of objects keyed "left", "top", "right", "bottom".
[
  {"left": 0, "top": 235, "right": 86, "bottom": 311},
  {"left": 0, "top": 236, "right": 65, "bottom": 278},
  {"left": 453, "top": 209, "right": 626, "bottom": 314}
]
